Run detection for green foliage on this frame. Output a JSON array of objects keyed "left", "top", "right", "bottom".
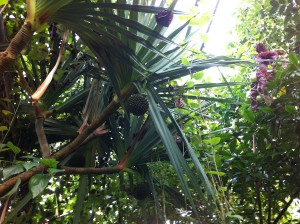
[
  {"left": 221, "top": 0, "right": 300, "bottom": 222},
  {"left": 1, "top": 0, "right": 276, "bottom": 223},
  {"left": 29, "top": 174, "right": 51, "bottom": 198}
]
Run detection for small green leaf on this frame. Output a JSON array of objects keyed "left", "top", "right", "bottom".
[
  {"left": 192, "top": 71, "right": 205, "bottom": 80},
  {"left": 2, "top": 110, "right": 12, "bottom": 115},
  {"left": 29, "top": 174, "right": 51, "bottom": 198},
  {"left": 0, "top": 179, "right": 21, "bottom": 200},
  {"left": 186, "top": 81, "right": 194, "bottom": 88},
  {"left": 6, "top": 141, "right": 21, "bottom": 154},
  {"left": 3, "top": 164, "right": 24, "bottom": 179},
  {"left": 206, "top": 170, "right": 226, "bottom": 176},
  {"left": 0, "top": 0, "right": 8, "bottom": 6},
  {"left": 0, "top": 126, "right": 8, "bottom": 131},
  {"left": 199, "top": 33, "right": 208, "bottom": 43},
  {"left": 285, "top": 105, "right": 297, "bottom": 114},
  {"left": 189, "top": 102, "right": 198, "bottom": 108},
  {"left": 288, "top": 52, "right": 298, "bottom": 67},
  {"left": 40, "top": 158, "right": 59, "bottom": 168},
  {"left": 242, "top": 108, "right": 255, "bottom": 123},
  {"left": 203, "top": 137, "right": 221, "bottom": 145},
  {"left": 181, "top": 57, "right": 190, "bottom": 66}
]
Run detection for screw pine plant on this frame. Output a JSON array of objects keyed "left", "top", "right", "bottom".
[{"left": 0, "top": 0, "right": 247, "bottom": 223}]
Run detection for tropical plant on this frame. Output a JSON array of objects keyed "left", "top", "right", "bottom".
[
  {"left": 0, "top": 0, "right": 247, "bottom": 223},
  {"left": 219, "top": 1, "right": 300, "bottom": 223}
]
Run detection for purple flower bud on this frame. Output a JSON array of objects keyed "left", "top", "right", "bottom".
[
  {"left": 256, "top": 43, "right": 268, "bottom": 53},
  {"left": 256, "top": 51, "right": 279, "bottom": 66},
  {"left": 256, "top": 68, "right": 268, "bottom": 93},
  {"left": 155, "top": 10, "right": 173, "bottom": 27},
  {"left": 175, "top": 98, "right": 185, "bottom": 107}
]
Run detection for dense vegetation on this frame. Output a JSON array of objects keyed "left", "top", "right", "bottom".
[{"left": 0, "top": 0, "right": 299, "bottom": 223}]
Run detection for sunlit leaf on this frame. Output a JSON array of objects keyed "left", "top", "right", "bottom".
[
  {"left": 40, "top": 158, "right": 59, "bottom": 168},
  {"left": 203, "top": 137, "right": 221, "bottom": 145},
  {"left": 206, "top": 170, "right": 226, "bottom": 176},
  {"left": 192, "top": 71, "right": 205, "bottom": 80},
  {"left": 181, "top": 57, "right": 190, "bottom": 66},
  {"left": 0, "top": 0, "right": 8, "bottom": 6}
]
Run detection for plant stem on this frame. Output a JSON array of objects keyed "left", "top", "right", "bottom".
[
  {"left": 256, "top": 180, "right": 263, "bottom": 224},
  {"left": 60, "top": 166, "right": 121, "bottom": 175}
]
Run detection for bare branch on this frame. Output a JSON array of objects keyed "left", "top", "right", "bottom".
[{"left": 60, "top": 166, "right": 121, "bottom": 175}]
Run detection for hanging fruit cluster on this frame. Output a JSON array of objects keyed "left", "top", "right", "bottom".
[{"left": 250, "top": 43, "right": 285, "bottom": 111}]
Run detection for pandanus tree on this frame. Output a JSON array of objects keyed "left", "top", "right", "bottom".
[{"left": 0, "top": 0, "right": 246, "bottom": 222}]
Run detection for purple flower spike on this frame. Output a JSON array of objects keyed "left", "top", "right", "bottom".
[
  {"left": 155, "top": 9, "right": 173, "bottom": 27},
  {"left": 256, "top": 43, "right": 268, "bottom": 53}
]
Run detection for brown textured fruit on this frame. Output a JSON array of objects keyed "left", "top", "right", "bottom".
[
  {"left": 132, "top": 183, "right": 151, "bottom": 200},
  {"left": 126, "top": 94, "right": 149, "bottom": 116}
]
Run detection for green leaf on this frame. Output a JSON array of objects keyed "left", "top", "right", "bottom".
[
  {"left": 2, "top": 109, "right": 12, "bottom": 115},
  {"left": 28, "top": 44, "right": 49, "bottom": 61},
  {"left": 3, "top": 164, "right": 24, "bottom": 179},
  {"left": 242, "top": 108, "right": 255, "bottom": 123},
  {"left": 0, "top": 179, "right": 21, "bottom": 200},
  {"left": 206, "top": 170, "right": 226, "bottom": 176},
  {"left": 29, "top": 174, "right": 51, "bottom": 198},
  {"left": 0, "top": 126, "right": 8, "bottom": 131},
  {"left": 47, "top": 168, "right": 65, "bottom": 174},
  {"left": 231, "top": 215, "right": 244, "bottom": 220},
  {"left": 6, "top": 141, "right": 21, "bottom": 154},
  {"left": 186, "top": 81, "right": 194, "bottom": 88},
  {"left": 288, "top": 52, "right": 299, "bottom": 67},
  {"left": 0, "top": 0, "right": 8, "bottom": 6},
  {"left": 285, "top": 105, "right": 297, "bottom": 114},
  {"left": 192, "top": 71, "right": 205, "bottom": 80},
  {"left": 203, "top": 137, "right": 221, "bottom": 145},
  {"left": 199, "top": 33, "right": 208, "bottom": 43},
  {"left": 23, "top": 162, "right": 39, "bottom": 171},
  {"left": 181, "top": 57, "right": 190, "bottom": 66},
  {"left": 40, "top": 158, "right": 59, "bottom": 168}
]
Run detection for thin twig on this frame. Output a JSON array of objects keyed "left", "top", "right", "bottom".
[{"left": 0, "top": 198, "right": 10, "bottom": 223}]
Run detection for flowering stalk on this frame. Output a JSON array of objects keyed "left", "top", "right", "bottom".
[{"left": 250, "top": 43, "right": 285, "bottom": 111}]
